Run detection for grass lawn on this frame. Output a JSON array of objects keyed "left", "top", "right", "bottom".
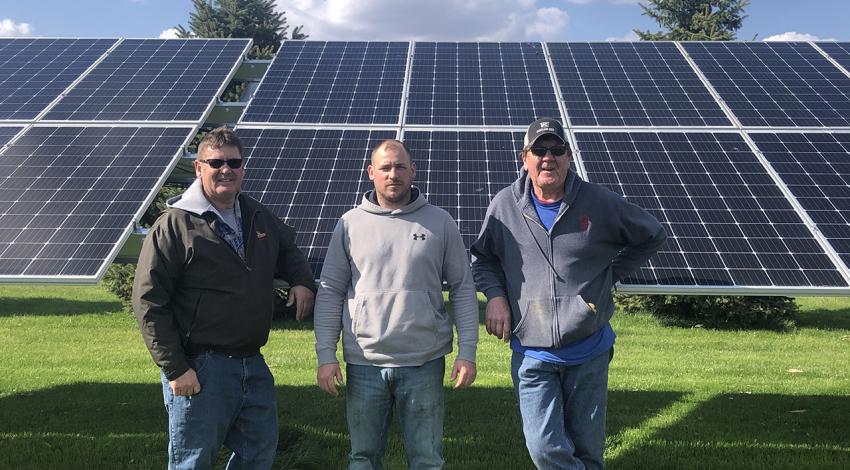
[{"left": 0, "top": 284, "right": 848, "bottom": 469}]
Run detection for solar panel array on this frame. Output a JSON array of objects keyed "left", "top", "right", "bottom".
[
  {"left": 577, "top": 131, "right": 846, "bottom": 288},
  {"left": 236, "top": 40, "right": 850, "bottom": 293},
  {"left": 6, "top": 38, "right": 850, "bottom": 292},
  {"left": 0, "top": 38, "right": 249, "bottom": 282}
]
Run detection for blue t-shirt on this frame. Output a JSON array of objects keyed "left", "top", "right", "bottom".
[{"left": 511, "top": 188, "right": 615, "bottom": 365}]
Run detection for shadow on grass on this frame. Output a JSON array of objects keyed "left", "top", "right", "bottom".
[
  {"left": 4, "top": 382, "right": 844, "bottom": 469},
  {"left": 796, "top": 308, "right": 850, "bottom": 331},
  {"left": 610, "top": 393, "right": 850, "bottom": 470},
  {"left": 0, "top": 297, "right": 123, "bottom": 317},
  {"left": 0, "top": 383, "right": 682, "bottom": 470}
]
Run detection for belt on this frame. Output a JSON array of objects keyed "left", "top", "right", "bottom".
[{"left": 184, "top": 343, "right": 260, "bottom": 358}]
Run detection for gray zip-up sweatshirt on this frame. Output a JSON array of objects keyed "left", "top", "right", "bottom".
[
  {"left": 314, "top": 188, "right": 479, "bottom": 367},
  {"left": 471, "top": 169, "right": 666, "bottom": 348}
]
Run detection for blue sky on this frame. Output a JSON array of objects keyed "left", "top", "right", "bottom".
[{"left": 1, "top": 1, "right": 848, "bottom": 42}]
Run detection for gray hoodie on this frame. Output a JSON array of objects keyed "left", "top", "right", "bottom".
[
  {"left": 471, "top": 169, "right": 666, "bottom": 348},
  {"left": 314, "top": 188, "right": 479, "bottom": 367}
]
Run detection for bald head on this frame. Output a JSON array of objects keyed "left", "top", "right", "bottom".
[{"left": 371, "top": 139, "right": 412, "bottom": 166}]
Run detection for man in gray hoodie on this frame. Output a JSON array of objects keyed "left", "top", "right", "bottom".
[
  {"left": 314, "top": 139, "right": 479, "bottom": 469},
  {"left": 471, "top": 118, "right": 666, "bottom": 469}
]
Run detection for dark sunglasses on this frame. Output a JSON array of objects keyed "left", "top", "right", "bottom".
[
  {"left": 528, "top": 145, "right": 569, "bottom": 157},
  {"left": 199, "top": 158, "right": 243, "bottom": 169}
]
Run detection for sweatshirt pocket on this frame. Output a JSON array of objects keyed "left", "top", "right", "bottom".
[
  {"left": 351, "top": 290, "right": 440, "bottom": 356},
  {"left": 513, "top": 295, "right": 597, "bottom": 348}
]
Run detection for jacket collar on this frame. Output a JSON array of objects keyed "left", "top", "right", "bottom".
[{"left": 167, "top": 178, "right": 242, "bottom": 221}]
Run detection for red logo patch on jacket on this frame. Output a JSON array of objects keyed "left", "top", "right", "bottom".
[
  {"left": 580, "top": 215, "right": 591, "bottom": 232},
  {"left": 256, "top": 231, "right": 267, "bottom": 240}
]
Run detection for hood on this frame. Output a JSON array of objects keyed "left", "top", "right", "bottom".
[
  {"left": 167, "top": 178, "right": 242, "bottom": 218},
  {"left": 511, "top": 168, "right": 582, "bottom": 213},
  {"left": 358, "top": 186, "right": 427, "bottom": 215}
]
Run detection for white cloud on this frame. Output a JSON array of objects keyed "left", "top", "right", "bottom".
[
  {"left": 278, "top": 0, "right": 570, "bottom": 41},
  {"left": 567, "top": 0, "right": 640, "bottom": 4},
  {"left": 0, "top": 18, "right": 32, "bottom": 37},
  {"left": 605, "top": 30, "right": 639, "bottom": 42},
  {"left": 159, "top": 27, "right": 180, "bottom": 39},
  {"left": 763, "top": 31, "right": 833, "bottom": 42}
]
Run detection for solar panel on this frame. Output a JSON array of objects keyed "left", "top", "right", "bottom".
[
  {"left": 241, "top": 41, "right": 408, "bottom": 125},
  {"left": 402, "top": 131, "right": 523, "bottom": 248},
  {"left": 236, "top": 127, "right": 397, "bottom": 274},
  {"left": 817, "top": 42, "right": 850, "bottom": 73},
  {"left": 43, "top": 39, "right": 249, "bottom": 123},
  {"left": 0, "top": 38, "right": 115, "bottom": 121},
  {"left": 683, "top": 42, "right": 850, "bottom": 127},
  {"left": 750, "top": 132, "right": 850, "bottom": 270},
  {"left": 549, "top": 42, "right": 731, "bottom": 127},
  {"left": 405, "top": 42, "right": 561, "bottom": 126},
  {"left": 0, "top": 126, "right": 194, "bottom": 279},
  {"left": 575, "top": 131, "right": 847, "bottom": 288},
  {"left": 0, "top": 127, "right": 23, "bottom": 147}
]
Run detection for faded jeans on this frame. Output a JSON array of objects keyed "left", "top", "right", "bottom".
[
  {"left": 346, "top": 357, "right": 446, "bottom": 470},
  {"left": 160, "top": 352, "right": 278, "bottom": 470},
  {"left": 511, "top": 349, "right": 611, "bottom": 470}
]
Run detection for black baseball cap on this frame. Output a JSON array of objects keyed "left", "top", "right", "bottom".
[{"left": 523, "top": 117, "right": 566, "bottom": 148}]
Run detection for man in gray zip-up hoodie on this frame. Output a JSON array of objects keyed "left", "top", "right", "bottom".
[
  {"left": 314, "top": 139, "right": 479, "bottom": 469},
  {"left": 471, "top": 118, "right": 666, "bottom": 470}
]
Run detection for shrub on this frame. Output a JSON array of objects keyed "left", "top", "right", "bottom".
[
  {"left": 615, "top": 294, "right": 798, "bottom": 331},
  {"left": 102, "top": 263, "right": 135, "bottom": 311}
]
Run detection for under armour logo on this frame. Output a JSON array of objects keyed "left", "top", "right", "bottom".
[{"left": 413, "top": 233, "right": 426, "bottom": 240}]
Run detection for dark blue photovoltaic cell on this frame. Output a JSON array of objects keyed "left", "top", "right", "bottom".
[
  {"left": 683, "top": 42, "right": 850, "bottom": 127},
  {"left": 0, "top": 38, "right": 115, "bottom": 120},
  {"left": 242, "top": 41, "right": 408, "bottom": 124},
  {"left": 0, "top": 127, "right": 22, "bottom": 147},
  {"left": 0, "top": 126, "right": 193, "bottom": 277},
  {"left": 237, "top": 128, "right": 397, "bottom": 274},
  {"left": 817, "top": 42, "right": 850, "bottom": 72},
  {"left": 44, "top": 39, "right": 248, "bottom": 122},
  {"left": 406, "top": 43, "right": 560, "bottom": 126},
  {"left": 750, "top": 132, "right": 850, "bottom": 269},
  {"left": 403, "top": 131, "right": 523, "bottom": 248},
  {"left": 576, "top": 131, "right": 846, "bottom": 287},
  {"left": 549, "top": 42, "right": 730, "bottom": 127}
]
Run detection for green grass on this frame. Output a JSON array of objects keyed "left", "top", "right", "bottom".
[{"left": 1, "top": 285, "right": 848, "bottom": 469}]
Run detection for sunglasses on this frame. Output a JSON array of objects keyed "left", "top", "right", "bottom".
[
  {"left": 198, "top": 158, "right": 243, "bottom": 169},
  {"left": 527, "top": 145, "right": 569, "bottom": 158}
]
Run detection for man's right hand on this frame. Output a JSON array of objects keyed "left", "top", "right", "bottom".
[
  {"left": 485, "top": 296, "right": 512, "bottom": 342},
  {"left": 317, "top": 363, "right": 344, "bottom": 397},
  {"left": 169, "top": 369, "right": 201, "bottom": 396}
]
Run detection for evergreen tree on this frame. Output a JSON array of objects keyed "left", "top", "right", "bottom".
[
  {"left": 175, "top": 0, "right": 308, "bottom": 58},
  {"left": 634, "top": 0, "right": 749, "bottom": 41}
]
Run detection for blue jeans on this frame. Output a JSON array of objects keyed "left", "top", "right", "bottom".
[
  {"left": 346, "top": 357, "right": 446, "bottom": 470},
  {"left": 160, "top": 352, "right": 278, "bottom": 470},
  {"left": 511, "top": 349, "right": 611, "bottom": 470}
]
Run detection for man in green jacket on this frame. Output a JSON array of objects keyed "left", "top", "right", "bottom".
[{"left": 132, "top": 127, "right": 315, "bottom": 469}]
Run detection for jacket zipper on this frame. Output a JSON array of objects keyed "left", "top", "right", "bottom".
[{"left": 524, "top": 205, "right": 569, "bottom": 349}]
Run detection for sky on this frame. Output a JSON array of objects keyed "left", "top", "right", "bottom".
[{"left": 1, "top": 0, "right": 848, "bottom": 42}]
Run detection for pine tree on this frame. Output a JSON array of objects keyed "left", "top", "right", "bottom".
[
  {"left": 175, "top": 0, "right": 308, "bottom": 58},
  {"left": 634, "top": 0, "right": 749, "bottom": 41}
]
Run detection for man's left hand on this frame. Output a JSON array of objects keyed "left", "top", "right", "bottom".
[
  {"left": 450, "top": 359, "right": 477, "bottom": 389},
  {"left": 287, "top": 285, "right": 315, "bottom": 321}
]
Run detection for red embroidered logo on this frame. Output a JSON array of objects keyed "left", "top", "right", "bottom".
[
  {"left": 580, "top": 215, "right": 591, "bottom": 232},
  {"left": 256, "top": 231, "right": 267, "bottom": 240}
]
